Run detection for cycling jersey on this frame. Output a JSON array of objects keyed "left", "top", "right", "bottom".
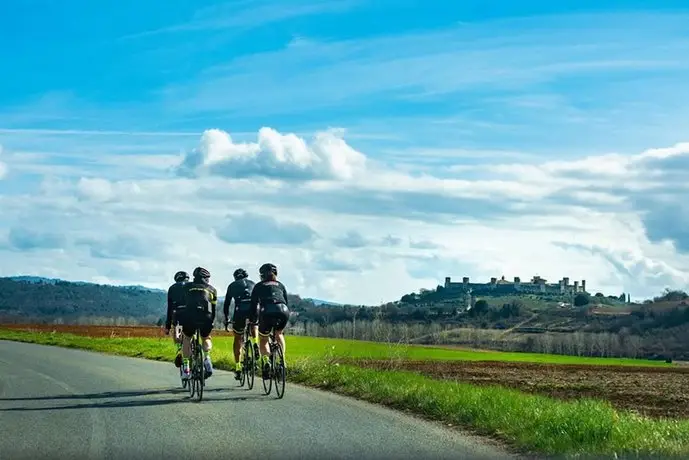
[
  {"left": 165, "top": 281, "right": 187, "bottom": 330},
  {"left": 250, "top": 279, "right": 289, "bottom": 315},
  {"left": 184, "top": 279, "right": 218, "bottom": 322},
  {"left": 223, "top": 278, "right": 256, "bottom": 319}
]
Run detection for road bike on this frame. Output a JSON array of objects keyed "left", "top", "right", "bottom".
[
  {"left": 232, "top": 321, "right": 258, "bottom": 390},
  {"left": 261, "top": 328, "right": 286, "bottom": 399},
  {"left": 187, "top": 324, "right": 206, "bottom": 402}
]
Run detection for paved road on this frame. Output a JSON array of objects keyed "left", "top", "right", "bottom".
[{"left": 0, "top": 340, "right": 517, "bottom": 460}]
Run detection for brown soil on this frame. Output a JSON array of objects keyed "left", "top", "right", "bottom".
[{"left": 347, "top": 359, "right": 689, "bottom": 419}]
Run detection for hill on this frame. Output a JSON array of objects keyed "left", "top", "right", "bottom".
[
  {"left": 0, "top": 276, "right": 320, "bottom": 325},
  {"left": 0, "top": 277, "right": 168, "bottom": 324}
]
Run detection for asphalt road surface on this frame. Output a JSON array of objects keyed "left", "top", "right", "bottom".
[{"left": 0, "top": 340, "right": 518, "bottom": 460}]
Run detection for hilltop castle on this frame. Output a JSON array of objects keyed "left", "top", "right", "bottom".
[{"left": 444, "top": 275, "right": 587, "bottom": 295}]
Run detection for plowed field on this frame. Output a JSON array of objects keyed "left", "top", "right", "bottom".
[{"left": 349, "top": 359, "right": 689, "bottom": 419}]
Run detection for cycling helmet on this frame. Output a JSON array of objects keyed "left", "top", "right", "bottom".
[
  {"left": 192, "top": 266, "right": 211, "bottom": 280},
  {"left": 233, "top": 268, "right": 248, "bottom": 280},
  {"left": 174, "top": 271, "right": 189, "bottom": 282},
  {"left": 259, "top": 263, "right": 277, "bottom": 280}
]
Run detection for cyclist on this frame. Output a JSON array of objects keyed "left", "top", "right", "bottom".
[
  {"left": 251, "top": 263, "right": 290, "bottom": 380},
  {"left": 164, "top": 270, "right": 189, "bottom": 367},
  {"left": 223, "top": 268, "right": 258, "bottom": 380},
  {"left": 180, "top": 266, "right": 218, "bottom": 380}
]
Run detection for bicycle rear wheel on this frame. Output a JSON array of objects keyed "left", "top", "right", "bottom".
[
  {"left": 273, "top": 342, "right": 286, "bottom": 399},
  {"left": 195, "top": 336, "right": 205, "bottom": 402},
  {"left": 187, "top": 341, "right": 195, "bottom": 398},
  {"left": 245, "top": 339, "right": 255, "bottom": 390}
]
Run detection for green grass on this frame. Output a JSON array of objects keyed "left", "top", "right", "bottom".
[
  {"left": 0, "top": 328, "right": 670, "bottom": 367},
  {"left": 2, "top": 328, "right": 687, "bottom": 458}
]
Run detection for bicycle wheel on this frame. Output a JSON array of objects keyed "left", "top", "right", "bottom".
[
  {"left": 195, "top": 337, "right": 204, "bottom": 402},
  {"left": 187, "top": 341, "right": 195, "bottom": 398},
  {"left": 245, "top": 339, "right": 255, "bottom": 390},
  {"left": 273, "top": 341, "right": 286, "bottom": 399}
]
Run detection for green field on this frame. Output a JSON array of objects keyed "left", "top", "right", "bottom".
[
  {"left": 0, "top": 329, "right": 671, "bottom": 367},
  {"left": 1, "top": 328, "right": 687, "bottom": 458}
]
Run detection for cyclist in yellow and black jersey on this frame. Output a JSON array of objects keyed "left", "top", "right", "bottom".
[{"left": 179, "top": 267, "right": 217, "bottom": 380}]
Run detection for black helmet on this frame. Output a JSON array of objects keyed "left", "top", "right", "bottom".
[
  {"left": 233, "top": 268, "right": 248, "bottom": 280},
  {"left": 192, "top": 266, "right": 211, "bottom": 280},
  {"left": 174, "top": 271, "right": 189, "bottom": 282},
  {"left": 259, "top": 263, "right": 277, "bottom": 280}
]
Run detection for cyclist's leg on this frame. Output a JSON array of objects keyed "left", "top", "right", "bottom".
[
  {"left": 273, "top": 308, "right": 289, "bottom": 361},
  {"left": 248, "top": 309, "right": 260, "bottom": 356},
  {"left": 232, "top": 311, "right": 247, "bottom": 378},
  {"left": 180, "top": 315, "right": 194, "bottom": 379},
  {"left": 200, "top": 313, "right": 214, "bottom": 376},
  {"left": 257, "top": 311, "right": 271, "bottom": 378}
]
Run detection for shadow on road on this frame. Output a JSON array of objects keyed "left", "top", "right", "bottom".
[{"left": 0, "top": 385, "right": 275, "bottom": 411}]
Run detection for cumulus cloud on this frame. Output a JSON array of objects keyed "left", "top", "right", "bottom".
[
  {"left": 5, "top": 226, "right": 67, "bottom": 251},
  {"left": 213, "top": 212, "right": 319, "bottom": 246},
  {"left": 177, "top": 127, "right": 367, "bottom": 181},
  {"left": 2, "top": 123, "right": 689, "bottom": 304}
]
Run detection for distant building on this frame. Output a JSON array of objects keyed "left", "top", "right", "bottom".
[{"left": 444, "top": 275, "right": 587, "bottom": 295}]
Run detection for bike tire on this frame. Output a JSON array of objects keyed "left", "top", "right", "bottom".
[
  {"left": 188, "top": 341, "right": 195, "bottom": 398},
  {"left": 273, "top": 342, "right": 286, "bottom": 399},
  {"left": 195, "top": 339, "right": 204, "bottom": 402},
  {"left": 246, "top": 339, "right": 255, "bottom": 390}
]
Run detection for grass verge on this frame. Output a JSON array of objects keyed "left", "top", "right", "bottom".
[{"left": 1, "top": 329, "right": 687, "bottom": 458}]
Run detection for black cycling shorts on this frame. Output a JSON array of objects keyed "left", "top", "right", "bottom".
[
  {"left": 178, "top": 308, "right": 213, "bottom": 338},
  {"left": 232, "top": 308, "right": 257, "bottom": 334},
  {"left": 258, "top": 303, "right": 290, "bottom": 336}
]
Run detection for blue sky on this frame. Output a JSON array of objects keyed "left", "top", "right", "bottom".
[{"left": 1, "top": 0, "right": 689, "bottom": 304}]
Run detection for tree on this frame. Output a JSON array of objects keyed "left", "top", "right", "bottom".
[
  {"left": 574, "top": 293, "right": 591, "bottom": 307},
  {"left": 595, "top": 292, "right": 604, "bottom": 297}
]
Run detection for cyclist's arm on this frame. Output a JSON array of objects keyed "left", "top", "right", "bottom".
[
  {"left": 250, "top": 285, "right": 260, "bottom": 319},
  {"left": 223, "top": 285, "right": 232, "bottom": 322},
  {"left": 210, "top": 288, "right": 217, "bottom": 323}
]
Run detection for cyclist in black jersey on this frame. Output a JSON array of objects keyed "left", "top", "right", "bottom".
[
  {"left": 179, "top": 267, "right": 218, "bottom": 380},
  {"left": 251, "top": 263, "right": 290, "bottom": 380},
  {"left": 223, "top": 268, "right": 258, "bottom": 380},
  {"left": 164, "top": 270, "right": 189, "bottom": 367}
]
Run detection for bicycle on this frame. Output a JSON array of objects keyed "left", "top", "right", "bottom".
[
  {"left": 261, "top": 328, "right": 286, "bottom": 399},
  {"left": 230, "top": 321, "right": 258, "bottom": 390},
  {"left": 187, "top": 325, "right": 206, "bottom": 402}
]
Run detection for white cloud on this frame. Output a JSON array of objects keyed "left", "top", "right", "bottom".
[
  {"left": 178, "top": 127, "right": 366, "bottom": 180},
  {"left": 1, "top": 125, "right": 689, "bottom": 305}
]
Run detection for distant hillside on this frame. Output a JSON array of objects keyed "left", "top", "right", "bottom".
[
  {"left": 305, "top": 298, "right": 343, "bottom": 307},
  {"left": 0, "top": 277, "right": 166, "bottom": 324},
  {"left": 0, "top": 276, "right": 321, "bottom": 325}
]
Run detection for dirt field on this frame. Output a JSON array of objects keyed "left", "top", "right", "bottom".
[
  {"left": 0, "top": 324, "right": 234, "bottom": 337},
  {"left": 350, "top": 358, "right": 689, "bottom": 419}
]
